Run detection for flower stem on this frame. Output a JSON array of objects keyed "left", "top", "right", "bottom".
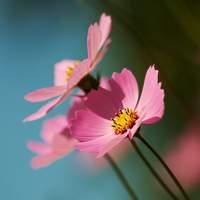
[
  {"left": 135, "top": 133, "right": 190, "bottom": 200},
  {"left": 130, "top": 139, "right": 178, "bottom": 200},
  {"left": 105, "top": 153, "right": 139, "bottom": 200}
]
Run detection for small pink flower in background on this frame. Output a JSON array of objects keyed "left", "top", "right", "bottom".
[
  {"left": 23, "top": 13, "right": 112, "bottom": 122},
  {"left": 27, "top": 115, "right": 77, "bottom": 169},
  {"left": 70, "top": 66, "right": 165, "bottom": 158},
  {"left": 163, "top": 121, "right": 200, "bottom": 192}
]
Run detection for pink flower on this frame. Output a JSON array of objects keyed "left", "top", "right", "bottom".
[
  {"left": 27, "top": 115, "right": 77, "bottom": 169},
  {"left": 70, "top": 66, "right": 165, "bottom": 158},
  {"left": 23, "top": 13, "right": 112, "bottom": 122}
]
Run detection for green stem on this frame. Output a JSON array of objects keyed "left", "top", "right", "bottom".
[
  {"left": 105, "top": 153, "right": 139, "bottom": 200},
  {"left": 135, "top": 133, "right": 190, "bottom": 200},
  {"left": 130, "top": 139, "right": 178, "bottom": 200}
]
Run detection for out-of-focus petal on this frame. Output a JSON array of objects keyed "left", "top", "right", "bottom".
[
  {"left": 90, "top": 39, "right": 112, "bottom": 72},
  {"left": 54, "top": 59, "right": 78, "bottom": 86},
  {"left": 41, "top": 115, "right": 68, "bottom": 144},
  {"left": 31, "top": 153, "right": 58, "bottom": 169},
  {"left": 23, "top": 97, "right": 61, "bottom": 122},
  {"left": 67, "top": 59, "right": 93, "bottom": 89},
  {"left": 27, "top": 141, "right": 52, "bottom": 155},
  {"left": 85, "top": 87, "right": 118, "bottom": 120},
  {"left": 109, "top": 68, "right": 139, "bottom": 110},
  {"left": 99, "top": 76, "right": 110, "bottom": 90},
  {"left": 24, "top": 85, "right": 67, "bottom": 102},
  {"left": 99, "top": 13, "right": 112, "bottom": 48},
  {"left": 70, "top": 110, "right": 112, "bottom": 142},
  {"left": 23, "top": 87, "right": 73, "bottom": 122},
  {"left": 52, "top": 133, "right": 75, "bottom": 155},
  {"left": 87, "top": 23, "right": 101, "bottom": 61}
]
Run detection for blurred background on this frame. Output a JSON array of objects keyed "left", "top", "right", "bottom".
[{"left": 1, "top": 0, "right": 200, "bottom": 199}]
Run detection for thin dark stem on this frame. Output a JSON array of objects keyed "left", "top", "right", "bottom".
[
  {"left": 105, "top": 153, "right": 139, "bottom": 200},
  {"left": 130, "top": 139, "right": 178, "bottom": 200},
  {"left": 135, "top": 133, "right": 190, "bottom": 200}
]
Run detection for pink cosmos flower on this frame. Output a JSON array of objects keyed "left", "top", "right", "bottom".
[
  {"left": 27, "top": 115, "right": 77, "bottom": 169},
  {"left": 70, "top": 66, "right": 165, "bottom": 158},
  {"left": 23, "top": 13, "right": 112, "bottom": 122}
]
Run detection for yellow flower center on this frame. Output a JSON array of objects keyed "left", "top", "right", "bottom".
[
  {"left": 111, "top": 108, "right": 138, "bottom": 134},
  {"left": 65, "top": 61, "right": 81, "bottom": 82}
]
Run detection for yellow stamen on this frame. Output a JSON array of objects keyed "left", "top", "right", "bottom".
[
  {"left": 111, "top": 108, "right": 138, "bottom": 134},
  {"left": 65, "top": 61, "right": 81, "bottom": 82}
]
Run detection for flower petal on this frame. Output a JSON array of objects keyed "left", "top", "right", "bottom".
[
  {"left": 54, "top": 59, "right": 78, "bottom": 86},
  {"left": 24, "top": 85, "right": 67, "bottom": 102},
  {"left": 52, "top": 133, "right": 75, "bottom": 155},
  {"left": 136, "top": 65, "right": 159, "bottom": 113},
  {"left": 67, "top": 96, "right": 87, "bottom": 123},
  {"left": 23, "top": 97, "right": 61, "bottom": 122},
  {"left": 72, "top": 133, "right": 116, "bottom": 155},
  {"left": 85, "top": 87, "right": 118, "bottom": 120},
  {"left": 135, "top": 65, "right": 165, "bottom": 123},
  {"left": 109, "top": 68, "right": 139, "bottom": 110},
  {"left": 97, "top": 131, "right": 128, "bottom": 158},
  {"left": 70, "top": 110, "right": 112, "bottom": 142},
  {"left": 27, "top": 141, "right": 52, "bottom": 155},
  {"left": 90, "top": 38, "right": 112, "bottom": 72},
  {"left": 41, "top": 115, "right": 68, "bottom": 144},
  {"left": 23, "top": 88, "right": 73, "bottom": 122},
  {"left": 30, "top": 153, "right": 58, "bottom": 169},
  {"left": 99, "top": 13, "right": 112, "bottom": 48},
  {"left": 87, "top": 22, "right": 101, "bottom": 61},
  {"left": 67, "top": 59, "right": 93, "bottom": 89}
]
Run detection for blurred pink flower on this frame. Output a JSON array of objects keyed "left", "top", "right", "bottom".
[
  {"left": 164, "top": 121, "right": 200, "bottom": 192},
  {"left": 23, "top": 13, "right": 112, "bottom": 122},
  {"left": 27, "top": 115, "right": 77, "bottom": 169},
  {"left": 70, "top": 66, "right": 165, "bottom": 158}
]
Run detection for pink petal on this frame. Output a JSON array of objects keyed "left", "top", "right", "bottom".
[
  {"left": 30, "top": 153, "right": 58, "bottom": 169},
  {"left": 23, "top": 97, "right": 61, "bottom": 122},
  {"left": 87, "top": 23, "right": 101, "bottom": 61},
  {"left": 129, "top": 112, "right": 146, "bottom": 139},
  {"left": 27, "top": 141, "right": 52, "bottom": 155},
  {"left": 109, "top": 68, "right": 139, "bottom": 110},
  {"left": 41, "top": 115, "right": 68, "bottom": 144},
  {"left": 97, "top": 131, "right": 128, "bottom": 158},
  {"left": 67, "top": 96, "right": 87, "bottom": 123},
  {"left": 135, "top": 66, "right": 165, "bottom": 123},
  {"left": 54, "top": 59, "right": 78, "bottom": 86},
  {"left": 85, "top": 87, "right": 118, "bottom": 120},
  {"left": 142, "top": 84, "right": 164, "bottom": 124},
  {"left": 90, "top": 39, "right": 112, "bottom": 72},
  {"left": 67, "top": 59, "right": 93, "bottom": 89},
  {"left": 99, "top": 13, "right": 112, "bottom": 48},
  {"left": 70, "top": 109, "right": 112, "bottom": 142},
  {"left": 52, "top": 133, "right": 75, "bottom": 156},
  {"left": 136, "top": 65, "right": 159, "bottom": 113},
  {"left": 23, "top": 88, "right": 74, "bottom": 122},
  {"left": 72, "top": 133, "right": 116, "bottom": 155},
  {"left": 99, "top": 76, "right": 110, "bottom": 90},
  {"left": 24, "top": 85, "right": 67, "bottom": 102}
]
